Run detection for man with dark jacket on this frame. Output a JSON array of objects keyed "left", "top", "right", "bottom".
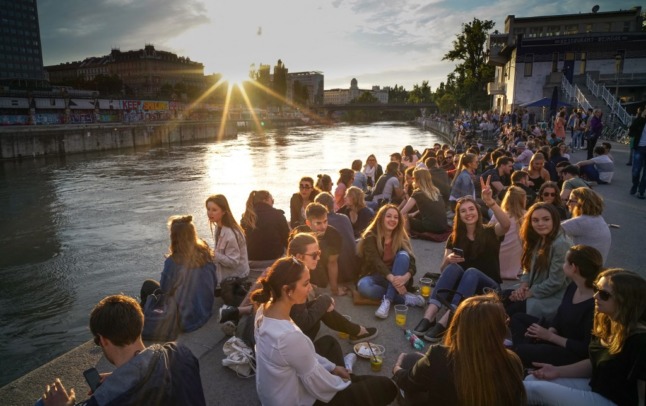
[
  {"left": 37, "top": 295, "right": 205, "bottom": 406},
  {"left": 629, "top": 107, "right": 646, "bottom": 198}
]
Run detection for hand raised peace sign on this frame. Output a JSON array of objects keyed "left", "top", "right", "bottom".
[{"left": 480, "top": 175, "right": 495, "bottom": 206}]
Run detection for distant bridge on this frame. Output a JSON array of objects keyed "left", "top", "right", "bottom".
[{"left": 313, "top": 103, "right": 438, "bottom": 115}]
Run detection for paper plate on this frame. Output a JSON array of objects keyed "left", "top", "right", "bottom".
[{"left": 353, "top": 342, "right": 385, "bottom": 359}]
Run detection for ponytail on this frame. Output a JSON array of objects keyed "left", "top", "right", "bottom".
[{"left": 241, "top": 191, "right": 258, "bottom": 230}]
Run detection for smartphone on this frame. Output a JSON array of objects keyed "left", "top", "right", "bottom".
[
  {"left": 452, "top": 248, "right": 464, "bottom": 257},
  {"left": 83, "top": 367, "right": 101, "bottom": 392}
]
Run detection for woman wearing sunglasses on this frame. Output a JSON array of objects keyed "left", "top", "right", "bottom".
[
  {"left": 561, "top": 187, "right": 611, "bottom": 265},
  {"left": 510, "top": 245, "right": 602, "bottom": 369},
  {"left": 412, "top": 176, "right": 510, "bottom": 342},
  {"left": 537, "top": 181, "right": 568, "bottom": 221},
  {"left": 290, "top": 176, "right": 319, "bottom": 228},
  {"left": 524, "top": 269, "right": 646, "bottom": 406},
  {"left": 253, "top": 257, "right": 397, "bottom": 406}
]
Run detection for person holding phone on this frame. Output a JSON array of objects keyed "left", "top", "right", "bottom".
[
  {"left": 412, "top": 176, "right": 510, "bottom": 342},
  {"left": 34, "top": 294, "right": 205, "bottom": 406}
]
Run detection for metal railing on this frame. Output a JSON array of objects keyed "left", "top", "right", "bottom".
[
  {"left": 561, "top": 75, "right": 592, "bottom": 112},
  {"left": 586, "top": 74, "right": 632, "bottom": 127}
]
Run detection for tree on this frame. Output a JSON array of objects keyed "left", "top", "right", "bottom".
[
  {"left": 292, "top": 80, "right": 309, "bottom": 106},
  {"left": 273, "top": 59, "right": 288, "bottom": 102},
  {"left": 388, "top": 85, "right": 408, "bottom": 104},
  {"left": 442, "top": 18, "right": 495, "bottom": 111},
  {"left": 407, "top": 81, "right": 432, "bottom": 104}
]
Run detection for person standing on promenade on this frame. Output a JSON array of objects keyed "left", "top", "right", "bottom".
[
  {"left": 628, "top": 107, "right": 646, "bottom": 198},
  {"left": 587, "top": 108, "right": 603, "bottom": 160},
  {"left": 290, "top": 176, "right": 319, "bottom": 228},
  {"left": 524, "top": 269, "right": 646, "bottom": 406},
  {"left": 35, "top": 295, "right": 205, "bottom": 406},
  {"left": 252, "top": 257, "right": 397, "bottom": 406}
]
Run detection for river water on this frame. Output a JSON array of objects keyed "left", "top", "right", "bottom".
[{"left": 0, "top": 121, "right": 443, "bottom": 386}]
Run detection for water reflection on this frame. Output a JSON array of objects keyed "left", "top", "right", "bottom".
[{"left": 0, "top": 122, "right": 442, "bottom": 386}]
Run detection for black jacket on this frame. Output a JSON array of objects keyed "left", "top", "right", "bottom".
[{"left": 242, "top": 202, "right": 289, "bottom": 261}]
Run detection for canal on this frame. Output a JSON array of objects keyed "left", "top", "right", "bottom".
[{"left": 0, "top": 121, "right": 444, "bottom": 386}]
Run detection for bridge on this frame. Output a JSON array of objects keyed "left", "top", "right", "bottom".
[{"left": 312, "top": 102, "right": 438, "bottom": 116}]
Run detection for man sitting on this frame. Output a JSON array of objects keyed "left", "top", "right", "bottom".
[
  {"left": 560, "top": 165, "right": 590, "bottom": 202},
  {"left": 576, "top": 146, "right": 615, "bottom": 184},
  {"left": 480, "top": 156, "right": 514, "bottom": 198},
  {"left": 37, "top": 294, "right": 205, "bottom": 406},
  {"left": 499, "top": 170, "right": 536, "bottom": 208}
]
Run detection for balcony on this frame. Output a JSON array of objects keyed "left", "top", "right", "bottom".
[
  {"left": 486, "top": 33, "right": 510, "bottom": 66},
  {"left": 487, "top": 82, "right": 506, "bottom": 95}
]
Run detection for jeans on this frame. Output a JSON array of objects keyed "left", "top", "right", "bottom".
[
  {"left": 632, "top": 146, "right": 646, "bottom": 194},
  {"left": 571, "top": 131, "right": 583, "bottom": 149},
  {"left": 301, "top": 308, "right": 361, "bottom": 341},
  {"left": 524, "top": 376, "right": 615, "bottom": 406},
  {"left": 357, "top": 250, "right": 410, "bottom": 303},
  {"left": 427, "top": 264, "right": 500, "bottom": 309},
  {"left": 580, "top": 164, "right": 601, "bottom": 183},
  {"left": 587, "top": 135, "right": 599, "bottom": 159}
]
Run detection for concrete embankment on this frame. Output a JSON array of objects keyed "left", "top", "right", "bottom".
[
  {"left": 0, "top": 120, "right": 238, "bottom": 160},
  {"left": 416, "top": 118, "right": 456, "bottom": 145},
  {"left": 1, "top": 140, "right": 643, "bottom": 406}
]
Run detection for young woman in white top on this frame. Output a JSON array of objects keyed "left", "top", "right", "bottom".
[{"left": 252, "top": 257, "right": 397, "bottom": 406}]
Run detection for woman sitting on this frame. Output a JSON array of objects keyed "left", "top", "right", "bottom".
[
  {"left": 290, "top": 176, "right": 319, "bottom": 228},
  {"left": 524, "top": 269, "right": 646, "bottom": 406},
  {"left": 411, "top": 176, "right": 510, "bottom": 342},
  {"left": 449, "top": 153, "right": 477, "bottom": 209},
  {"left": 241, "top": 190, "right": 289, "bottom": 262},
  {"left": 393, "top": 293, "right": 526, "bottom": 406},
  {"left": 356, "top": 204, "right": 425, "bottom": 319},
  {"left": 537, "top": 181, "right": 568, "bottom": 221},
  {"left": 561, "top": 187, "right": 611, "bottom": 265},
  {"left": 253, "top": 257, "right": 397, "bottom": 406},
  {"left": 316, "top": 173, "right": 333, "bottom": 194},
  {"left": 400, "top": 168, "right": 449, "bottom": 234},
  {"left": 333, "top": 168, "right": 354, "bottom": 211},
  {"left": 524, "top": 152, "right": 551, "bottom": 195},
  {"left": 510, "top": 245, "right": 602, "bottom": 368},
  {"left": 140, "top": 215, "right": 217, "bottom": 332},
  {"left": 490, "top": 186, "right": 526, "bottom": 280},
  {"left": 337, "top": 186, "right": 374, "bottom": 239},
  {"left": 363, "top": 154, "right": 383, "bottom": 190},
  {"left": 206, "top": 194, "right": 250, "bottom": 290},
  {"left": 505, "top": 203, "right": 571, "bottom": 323}
]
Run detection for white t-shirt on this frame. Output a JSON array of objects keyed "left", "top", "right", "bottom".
[{"left": 590, "top": 155, "right": 615, "bottom": 183}]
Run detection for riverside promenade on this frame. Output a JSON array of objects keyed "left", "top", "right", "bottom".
[{"left": 1, "top": 141, "right": 643, "bottom": 405}]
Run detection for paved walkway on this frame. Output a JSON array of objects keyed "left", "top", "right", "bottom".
[{"left": 1, "top": 140, "right": 642, "bottom": 406}]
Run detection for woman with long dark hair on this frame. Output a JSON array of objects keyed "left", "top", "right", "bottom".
[
  {"left": 140, "top": 215, "right": 217, "bottom": 332},
  {"left": 511, "top": 245, "right": 602, "bottom": 368},
  {"left": 505, "top": 203, "right": 571, "bottom": 322},
  {"left": 290, "top": 176, "right": 319, "bottom": 228},
  {"left": 252, "top": 257, "right": 397, "bottom": 406},
  {"left": 241, "top": 190, "right": 289, "bottom": 262},
  {"left": 334, "top": 168, "right": 354, "bottom": 211},
  {"left": 393, "top": 294, "right": 526, "bottom": 405},
  {"left": 525, "top": 269, "right": 646, "bottom": 406},
  {"left": 537, "top": 181, "right": 568, "bottom": 221},
  {"left": 206, "top": 194, "right": 249, "bottom": 284}
]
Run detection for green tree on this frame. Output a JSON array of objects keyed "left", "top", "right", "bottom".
[
  {"left": 388, "top": 84, "right": 408, "bottom": 104},
  {"left": 292, "top": 80, "right": 309, "bottom": 107},
  {"left": 407, "top": 81, "right": 432, "bottom": 104},
  {"left": 443, "top": 18, "right": 495, "bottom": 111},
  {"left": 273, "top": 59, "right": 288, "bottom": 103}
]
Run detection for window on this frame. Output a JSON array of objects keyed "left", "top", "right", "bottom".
[
  {"left": 580, "top": 52, "right": 587, "bottom": 74},
  {"left": 623, "top": 21, "right": 630, "bottom": 32},
  {"left": 524, "top": 54, "right": 534, "bottom": 77},
  {"left": 598, "top": 23, "right": 611, "bottom": 32},
  {"left": 546, "top": 26, "right": 560, "bottom": 37},
  {"left": 564, "top": 24, "right": 578, "bottom": 34},
  {"left": 528, "top": 27, "right": 542, "bottom": 38},
  {"left": 552, "top": 53, "right": 559, "bottom": 73}
]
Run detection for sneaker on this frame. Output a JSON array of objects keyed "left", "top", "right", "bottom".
[
  {"left": 343, "top": 353, "right": 357, "bottom": 373},
  {"left": 219, "top": 305, "right": 239, "bottom": 324},
  {"left": 350, "top": 327, "right": 379, "bottom": 344},
  {"left": 220, "top": 320, "right": 237, "bottom": 336},
  {"left": 404, "top": 293, "right": 425, "bottom": 307},
  {"left": 413, "top": 318, "right": 436, "bottom": 336},
  {"left": 638, "top": 193, "right": 645, "bottom": 200},
  {"left": 423, "top": 322, "right": 447, "bottom": 343},
  {"left": 630, "top": 185, "right": 638, "bottom": 195},
  {"left": 375, "top": 297, "right": 391, "bottom": 319}
]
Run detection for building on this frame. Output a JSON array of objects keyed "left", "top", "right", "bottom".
[
  {"left": 324, "top": 78, "right": 389, "bottom": 105},
  {"left": 0, "top": 0, "right": 48, "bottom": 90},
  {"left": 286, "top": 71, "right": 324, "bottom": 106},
  {"left": 486, "top": 6, "right": 645, "bottom": 123},
  {"left": 45, "top": 45, "right": 205, "bottom": 98}
]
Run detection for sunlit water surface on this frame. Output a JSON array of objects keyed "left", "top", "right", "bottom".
[{"left": 0, "top": 122, "right": 442, "bottom": 386}]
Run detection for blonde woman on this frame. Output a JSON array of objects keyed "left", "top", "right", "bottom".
[
  {"left": 400, "top": 168, "right": 448, "bottom": 233},
  {"left": 490, "top": 186, "right": 526, "bottom": 280},
  {"left": 523, "top": 152, "right": 551, "bottom": 194},
  {"left": 337, "top": 186, "right": 375, "bottom": 238}
]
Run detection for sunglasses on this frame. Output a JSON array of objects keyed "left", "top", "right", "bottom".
[
  {"left": 593, "top": 285, "right": 612, "bottom": 301},
  {"left": 299, "top": 184, "right": 312, "bottom": 190},
  {"left": 303, "top": 250, "right": 321, "bottom": 260},
  {"left": 542, "top": 192, "right": 556, "bottom": 197}
]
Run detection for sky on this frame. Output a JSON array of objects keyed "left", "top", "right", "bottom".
[{"left": 38, "top": 0, "right": 640, "bottom": 91}]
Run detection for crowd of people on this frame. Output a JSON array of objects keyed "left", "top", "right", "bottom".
[{"left": 34, "top": 130, "right": 645, "bottom": 406}]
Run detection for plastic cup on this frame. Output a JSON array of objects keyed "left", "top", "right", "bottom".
[
  {"left": 394, "top": 304, "right": 408, "bottom": 328},
  {"left": 419, "top": 278, "right": 432, "bottom": 298},
  {"left": 338, "top": 315, "right": 351, "bottom": 339},
  {"left": 370, "top": 355, "right": 383, "bottom": 372}
]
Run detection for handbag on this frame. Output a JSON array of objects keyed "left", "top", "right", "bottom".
[
  {"left": 220, "top": 276, "right": 251, "bottom": 307},
  {"left": 142, "top": 277, "right": 183, "bottom": 341},
  {"left": 222, "top": 336, "right": 256, "bottom": 378}
]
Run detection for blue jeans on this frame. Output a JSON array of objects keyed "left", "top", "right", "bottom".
[
  {"left": 571, "top": 131, "right": 583, "bottom": 149},
  {"left": 357, "top": 250, "right": 410, "bottom": 303},
  {"left": 428, "top": 264, "right": 500, "bottom": 308},
  {"left": 580, "top": 164, "right": 601, "bottom": 183},
  {"left": 524, "top": 376, "right": 615, "bottom": 406},
  {"left": 632, "top": 146, "right": 646, "bottom": 194}
]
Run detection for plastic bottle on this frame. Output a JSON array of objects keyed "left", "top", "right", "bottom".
[{"left": 404, "top": 329, "right": 425, "bottom": 350}]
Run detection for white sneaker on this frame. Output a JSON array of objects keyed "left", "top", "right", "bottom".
[
  {"left": 404, "top": 293, "right": 426, "bottom": 307},
  {"left": 375, "top": 297, "right": 391, "bottom": 319},
  {"left": 343, "top": 353, "right": 357, "bottom": 373}
]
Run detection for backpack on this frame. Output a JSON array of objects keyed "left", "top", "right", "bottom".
[{"left": 142, "top": 277, "right": 183, "bottom": 341}]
